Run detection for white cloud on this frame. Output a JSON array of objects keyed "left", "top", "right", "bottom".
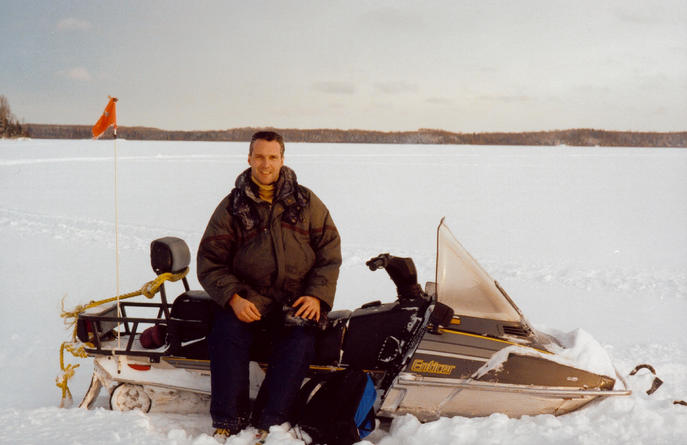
[
  {"left": 426, "top": 97, "right": 453, "bottom": 105},
  {"left": 58, "top": 67, "right": 92, "bottom": 81},
  {"left": 312, "top": 81, "right": 356, "bottom": 95},
  {"left": 57, "top": 18, "right": 93, "bottom": 31},
  {"left": 477, "top": 94, "right": 532, "bottom": 104},
  {"left": 374, "top": 81, "right": 418, "bottom": 94},
  {"left": 359, "top": 6, "right": 427, "bottom": 31}
]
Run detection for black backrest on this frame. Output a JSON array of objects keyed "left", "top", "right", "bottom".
[{"left": 150, "top": 237, "right": 191, "bottom": 275}]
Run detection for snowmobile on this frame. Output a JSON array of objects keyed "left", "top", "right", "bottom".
[{"left": 73, "top": 219, "right": 631, "bottom": 420}]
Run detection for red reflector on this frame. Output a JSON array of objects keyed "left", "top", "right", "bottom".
[{"left": 127, "top": 364, "right": 151, "bottom": 371}]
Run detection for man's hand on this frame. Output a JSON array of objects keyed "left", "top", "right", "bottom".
[
  {"left": 292, "top": 296, "right": 321, "bottom": 321},
  {"left": 228, "top": 294, "right": 261, "bottom": 323}
]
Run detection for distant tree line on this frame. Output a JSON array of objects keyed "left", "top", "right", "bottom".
[
  {"left": 0, "top": 95, "right": 28, "bottom": 138},
  {"left": 23, "top": 123, "right": 687, "bottom": 147}
]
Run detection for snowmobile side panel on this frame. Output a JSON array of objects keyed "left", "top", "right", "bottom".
[
  {"left": 378, "top": 374, "right": 630, "bottom": 420},
  {"left": 476, "top": 354, "right": 616, "bottom": 389},
  {"left": 95, "top": 356, "right": 212, "bottom": 395},
  {"left": 407, "top": 351, "right": 486, "bottom": 380},
  {"left": 417, "top": 333, "right": 507, "bottom": 359}
]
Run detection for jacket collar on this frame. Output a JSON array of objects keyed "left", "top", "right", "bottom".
[
  {"left": 229, "top": 166, "right": 307, "bottom": 230},
  {"left": 236, "top": 166, "right": 298, "bottom": 206}
]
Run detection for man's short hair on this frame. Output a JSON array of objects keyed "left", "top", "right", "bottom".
[{"left": 250, "top": 131, "right": 285, "bottom": 156}]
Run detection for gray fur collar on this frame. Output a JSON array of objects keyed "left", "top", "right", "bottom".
[{"left": 228, "top": 166, "right": 309, "bottom": 231}]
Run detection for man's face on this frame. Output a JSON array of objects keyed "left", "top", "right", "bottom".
[{"left": 248, "top": 139, "right": 284, "bottom": 185}]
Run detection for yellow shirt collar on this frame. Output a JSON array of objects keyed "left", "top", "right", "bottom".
[{"left": 251, "top": 175, "right": 275, "bottom": 203}]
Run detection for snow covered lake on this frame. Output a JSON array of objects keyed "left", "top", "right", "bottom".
[{"left": 1, "top": 139, "right": 686, "bottom": 444}]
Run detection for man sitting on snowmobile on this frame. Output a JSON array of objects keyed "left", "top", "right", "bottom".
[{"left": 196, "top": 130, "right": 342, "bottom": 440}]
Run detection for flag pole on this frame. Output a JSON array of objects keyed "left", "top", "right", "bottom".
[
  {"left": 113, "top": 124, "right": 121, "bottom": 325},
  {"left": 113, "top": 115, "right": 122, "bottom": 354},
  {"left": 92, "top": 96, "right": 122, "bottom": 354}
]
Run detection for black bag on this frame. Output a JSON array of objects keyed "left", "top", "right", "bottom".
[{"left": 291, "top": 369, "right": 377, "bottom": 445}]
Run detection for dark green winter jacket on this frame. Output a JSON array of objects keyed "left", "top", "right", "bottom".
[{"left": 197, "top": 166, "right": 341, "bottom": 315}]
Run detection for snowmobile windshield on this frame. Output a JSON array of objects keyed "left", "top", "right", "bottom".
[{"left": 436, "top": 219, "right": 522, "bottom": 322}]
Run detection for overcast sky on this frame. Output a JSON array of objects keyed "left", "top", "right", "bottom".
[{"left": 2, "top": 0, "right": 686, "bottom": 132}]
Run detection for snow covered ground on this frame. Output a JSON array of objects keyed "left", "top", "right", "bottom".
[{"left": 1, "top": 139, "right": 686, "bottom": 444}]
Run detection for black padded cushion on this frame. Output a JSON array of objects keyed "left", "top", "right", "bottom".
[
  {"left": 313, "top": 310, "right": 352, "bottom": 366},
  {"left": 342, "top": 302, "right": 422, "bottom": 369},
  {"left": 167, "top": 290, "right": 217, "bottom": 359},
  {"left": 150, "top": 237, "right": 191, "bottom": 275}
]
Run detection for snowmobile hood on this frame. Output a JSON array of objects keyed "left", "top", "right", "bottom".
[{"left": 436, "top": 219, "right": 522, "bottom": 323}]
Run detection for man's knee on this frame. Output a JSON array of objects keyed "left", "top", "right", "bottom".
[
  {"left": 280, "top": 326, "right": 316, "bottom": 356},
  {"left": 210, "top": 308, "right": 253, "bottom": 350}
]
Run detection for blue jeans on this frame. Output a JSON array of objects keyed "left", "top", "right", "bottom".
[{"left": 209, "top": 307, "right": 315, "bottom": 431}]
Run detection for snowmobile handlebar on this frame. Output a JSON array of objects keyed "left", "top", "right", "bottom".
[
  {"left": 366, "top": 253, "right": 425, "bottom": 301},
  {"left": 366, "top": 253, "right": 391, "bottom": 271}
]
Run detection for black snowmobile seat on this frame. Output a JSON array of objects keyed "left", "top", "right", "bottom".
[
  {"left": 167, "top": 290, "right": 218, "bottom": 358},
  {"left": 313, "top": 310, "right": 351, "bottom": 366},
  {"left": 327, "top": 310, "right": 352, "bottom": 322},
  {"left": 165, "top": 291, "right": 356, "bottom": 365},
  {"left": 341, "top": 301, "right": 424, "bottom": 369},
  {"left": 150, "top": 237, "right": 191, "bottom": 275}
]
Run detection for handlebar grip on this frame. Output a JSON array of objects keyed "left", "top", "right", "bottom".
[{"left": 366, "top": 253, "right": 390, "bottom": 271}]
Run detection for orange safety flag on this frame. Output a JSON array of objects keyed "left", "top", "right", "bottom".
[{"left": 92, "top": 96, "right": 118, "bottom": 139}]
